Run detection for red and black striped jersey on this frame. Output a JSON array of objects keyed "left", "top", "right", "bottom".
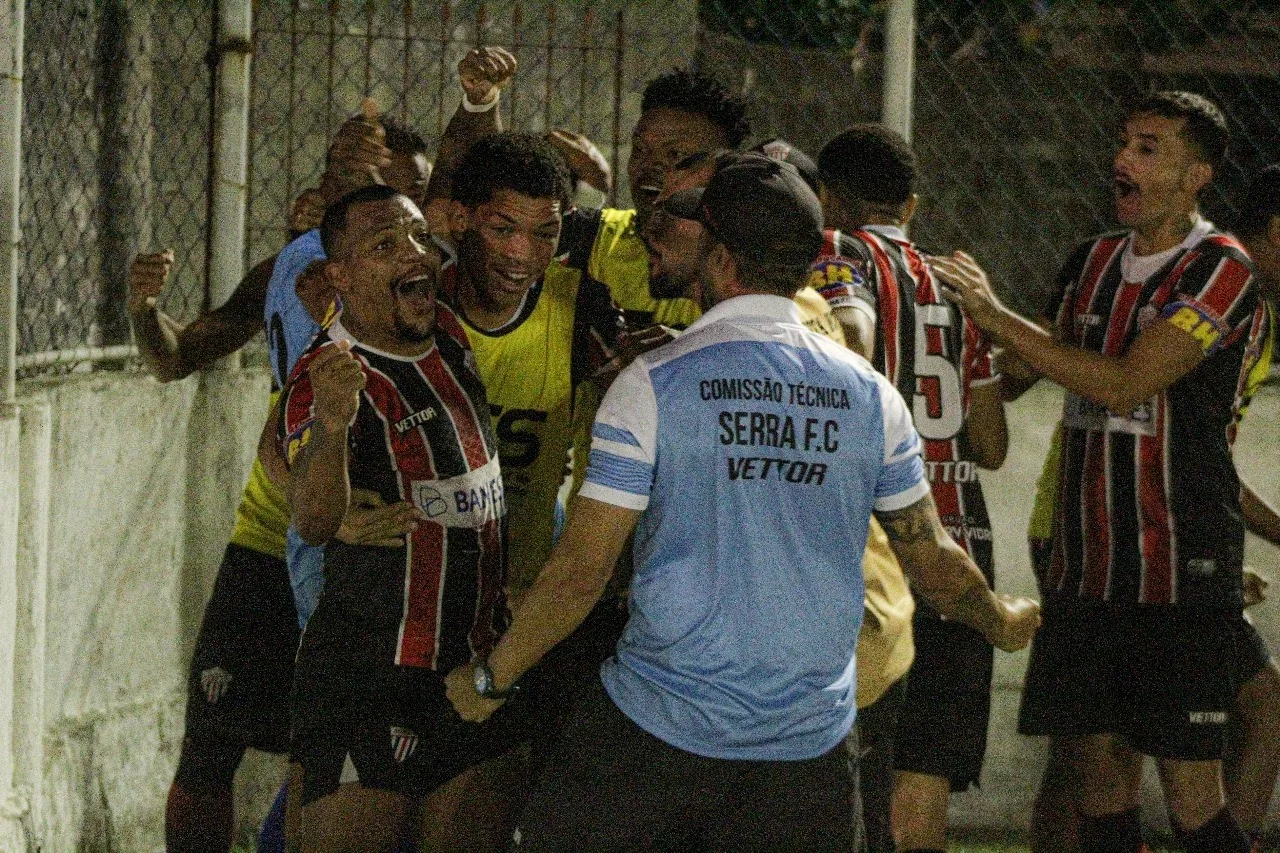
[
  {"left": 1048, "top": 222, "right": 1271, "bottom": 608},
  {"left": 811, "top": 226, "right": 999, "bottom": 590},
  {"left": 279, "top": 302, "right": 507, "bottom": 671}
]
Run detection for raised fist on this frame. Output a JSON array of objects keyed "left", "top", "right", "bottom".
[
  {"left": 128, "top": 250, "right": 175, "bottom": 315},
  {"left": 321, "top": 98, "right": 392, "bottom": 205},
  {"left": 310, "top": 341, "right": 366, "bottom": 429},
  {"left": 458, "top": 46, "right": 517, "bottom": 106}
]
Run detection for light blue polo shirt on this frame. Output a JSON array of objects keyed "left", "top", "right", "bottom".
[{"left": 580, "top": 294, "right": 928, "bottom": 761}]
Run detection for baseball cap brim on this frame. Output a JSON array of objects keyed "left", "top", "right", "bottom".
[{"left": 660, "top": 187, "right": 707, "bottom": 223}]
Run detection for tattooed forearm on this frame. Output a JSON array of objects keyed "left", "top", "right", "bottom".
[
  {"left": 876, "top": 496, "right": 939, "bottom": 544},
  {"left": 289, "top": 418, "right": 351, "bottom": 545},
  {"left": 948, "top": 578, "right": 1001, "bottom": 639},
  {"left": 876, "top": 492, "right": 1005, "bottom": 644}
]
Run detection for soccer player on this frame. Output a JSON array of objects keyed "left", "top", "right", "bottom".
[
  {"left": 812, "top": 123, "right": 1008, "bottom": 853},
  {"left": 279, "top": 185, "right": 515, "bottom": 851},
  {"left": 339, "top": 66, "right": 751, "bottom": 331},
  {"left": 131, "top": 55, "right": 511, "bottom": 851},
  {"left": 557, "top": 68, "right": 750, "bottom": 330},
  {"left": 443, "top": 152, "right": 1039, "bottom": 850},
  {"left": 932, "top": 91, "right": 1272, "bottom": 853},
  {"left": 442, "top": 132, "right": 621, "bottom": 595}
]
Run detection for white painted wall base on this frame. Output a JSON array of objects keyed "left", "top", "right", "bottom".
[{"left": 5, "top": 370, "right": 1279, "bottom": 848}]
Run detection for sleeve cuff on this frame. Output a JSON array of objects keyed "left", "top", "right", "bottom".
[
  {"left": 874, "top": 479, "right": 932, "bottom": 513},
  {"left": 578, "top": 481, "right": 651, "bottom": 511}
]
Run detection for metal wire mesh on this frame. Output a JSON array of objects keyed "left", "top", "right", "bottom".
[
  {"left": 246, "top": 0, "right": 698, "bottom": 267},
  {"left": 702, "top": 0, "right": 1280, "bottom": 315},
  {"left": 14, "top": 0, "right": 1280, "bottom": 374},
  {"left": 18, "top": 0, "right": 211, "bottom": 369}
]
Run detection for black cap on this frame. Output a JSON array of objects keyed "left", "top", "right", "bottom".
[
  {"left": 752, "top": 138, "right": 821, "bottom": 195},
  {"left": 662, "top": 152, "right": 824, "bottom": 269}
]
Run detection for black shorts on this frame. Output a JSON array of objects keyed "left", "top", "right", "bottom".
[
  {"left": 893, "top": 613, "right": 994, "bottom": 791},
  {"left": 514, "top": 679, "right": 856, "bottom": 852},
  {"left": 181, "top": 542, "right": 299, "bottom": 757},
  {"left": 1018, "top": 597, "right": 1240, "bottom": 761},
  {"left": 1029, "top": 537, "right": 1053, "bottom": 596},
  {"left": 290, "top": 639, "right": 532, "bottom": 807},
  {"left": 1231, "top": 614, "right": 1271, "bottom": 687},
  {"left": 508, "top": 597, "right": 630, "bottom": 769}
]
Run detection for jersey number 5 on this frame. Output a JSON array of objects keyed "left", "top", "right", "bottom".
[{"left": 913, "top": 304, "right": 963, "bottom": 441}]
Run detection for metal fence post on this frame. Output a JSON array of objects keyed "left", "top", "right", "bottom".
[
  {"left": 882, "top": 0, "right": 916, "bottom": 145},
  {"left": 208, "top": 0, "right": 253, "bottom": 368},
  {"left": 0, "top": 0, "right": 23, "bottom": 403}
]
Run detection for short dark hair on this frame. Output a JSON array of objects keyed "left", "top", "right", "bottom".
[
  {"left": 641, "top": 69, "right": 751, "bottom": 149},
  {"left": 382, "top": 116, "right": 429, "bottom": 158},
  {"left": 730, "top": 251, "right": 810, "bottom": 298},
  {"left": 320, "top": 184, "right": 403, "bottom": 257},
  {"left": 452, "top": 132, "right": 572, "bottom": 210},
  {"left": 1128, "top": 91, "right": 1229, "bottom": 172},
  {"left": 818, "top": 123, "right": 918, "bottom": 207},
  {"left": 1235, "top": 164, "right": 1280, "bottom": 237}
]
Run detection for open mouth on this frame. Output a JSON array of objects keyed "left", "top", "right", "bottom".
[
  {"left": 1114, "top": 173, "right": 1138, "bottom": 199},
  {"left": 394, "top": 273, "right": 435, "bottom": 300}
]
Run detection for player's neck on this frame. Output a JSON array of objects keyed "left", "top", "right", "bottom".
[
  {"left": 1132, "top": 209, "right": 1199, "bottom": 256},
  {"left": 339, "top": 313, "right": 435, "bottom": 359},
  {"left": 456, "top": 273, "right": 528, "bottom": 332}
]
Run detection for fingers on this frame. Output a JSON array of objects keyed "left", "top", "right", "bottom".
[
  {"left": 349, "top": 487, "right": 386, "bottom": 509},
  {"left": 342, "top": 500, "right": 423, "bottom": 545},
  {"left": 470, "top": 45, "right": 517, "bottom": 82},
  {"left": 128, "top": 250, "right": 176, "bottom": 310},
  {"left": 360, "top": 96, "right": 379, "bottom": 122},
  {"left": 290, "top": 188, "right": 327, "bottom": 233},
  {"left": 459, "top": 46, "right": 517, "bottom": 103}
]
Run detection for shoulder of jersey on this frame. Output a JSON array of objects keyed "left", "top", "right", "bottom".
[
  {"left": 285, "top": 332, "right": 333, "bottom": 387},
  {"left": 1199, "top": 229, "right": 1254, "bottom": 266}
]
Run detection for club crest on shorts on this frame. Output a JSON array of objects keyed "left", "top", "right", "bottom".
[
  {"left": 200, "top": 666, "right": 232, "bottom": 704},
  {"left": 390, "top": 726, "right": 419, "bottom": 763}
]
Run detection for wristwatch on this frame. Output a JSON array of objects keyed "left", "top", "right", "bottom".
[{"left": 472, "top": 659, "right": 519, "bottom": 700}]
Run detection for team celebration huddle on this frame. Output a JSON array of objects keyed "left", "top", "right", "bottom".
[{"left": 127, "top": 43, "right": 1280, "bottom": 853}]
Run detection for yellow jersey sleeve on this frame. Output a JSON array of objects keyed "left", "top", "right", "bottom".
[
  {"left": 588, "top": 208, "right": 702, "bottom": 329},
  {"left": 228, "top": 391, "right": 291, "bottom": 558}
]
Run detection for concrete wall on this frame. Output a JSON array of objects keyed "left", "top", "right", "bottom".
[{"left": 5, "top": 368, "right": 283, "bottom": 852}]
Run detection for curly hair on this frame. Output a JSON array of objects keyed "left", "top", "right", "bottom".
[
  {"left": 382, "top": 116, "right": 429, "bottom": 157},
  {"left": 451, "top": 132, "right": 573, "bottom": 209},
  {"left": 818, "top": 124, "right": 918, "bottom": 206},
  {"left": 641, "top": 69, "right": 751, "bottom": 148}
]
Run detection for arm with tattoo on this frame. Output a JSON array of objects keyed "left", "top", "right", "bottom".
[
  {"left": 286, "top": 343, "right": 365, "bottom": 545},
  {"left": 875, "top": 493, "right": 1039, "bottom": 651}
]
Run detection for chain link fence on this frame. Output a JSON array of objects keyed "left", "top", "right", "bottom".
[
  {"left": 14, "top": 0, "right": 1280, "bottom": 375},
  {"left": 245, "top": 0, "right": 697, "bottom": 267},
  {"left": 701, "top": 0, "right": 1280, "bottom": 315},
  {"left": 19, "top": 0, "right": 211, "bottom": 372}
]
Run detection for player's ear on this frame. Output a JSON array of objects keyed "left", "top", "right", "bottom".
[
  {"left": 322, "top": 259, "right": 352, "bottom": 295},
  {"left": 447, "top": 201, "right": 471, "bottom": 244},
  {"left": 1185, "top": 161, "right": 1213, "bottom": 196},
  {"left": 901, "top": 193, "right": 919, "bottom": 226}
]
